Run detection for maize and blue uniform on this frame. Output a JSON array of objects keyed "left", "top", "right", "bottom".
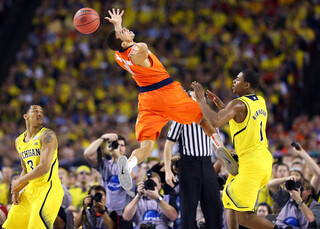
[
  {"left": 3, "top": 127, "right": 64, "bottom": 229},
  {"left": 222, "top": 94, "right": 273, "bottom": 212}
]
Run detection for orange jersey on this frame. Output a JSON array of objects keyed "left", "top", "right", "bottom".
[{"left": 115, "top": 45, "right": 171, "bottom": 87}]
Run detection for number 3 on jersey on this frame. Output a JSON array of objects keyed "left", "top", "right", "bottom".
[{"left": 27, "top": 160, "right": 34, "bottom": 170}]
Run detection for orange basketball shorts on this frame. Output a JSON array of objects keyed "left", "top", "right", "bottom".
[{"left": 136, "top": 81, "right": 203, "bottom": 141}]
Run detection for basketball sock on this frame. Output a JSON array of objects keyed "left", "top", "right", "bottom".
[
  {"left": 211, "top": 133, "right": 223, "bottom": 148},
  {"left": 128, "top": 156, "right": 137, "bottom": 173}
]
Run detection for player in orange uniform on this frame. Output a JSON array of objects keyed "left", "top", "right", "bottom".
[{"left": 105, "top": 9, "right": 238, "bottom": 190}]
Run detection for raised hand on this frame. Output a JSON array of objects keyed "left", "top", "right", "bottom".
[
  {"left": 191, "top": 81, "right": 205, "bottom": 102},
  {"left": 105, "top": 8, "right": 124, "bottom": 30},
  {"left": 206, "top": 90, "right": 225, "bottom": 109},
  {"left": 100, "top": 133, "right": 118, "bottom": 142}
]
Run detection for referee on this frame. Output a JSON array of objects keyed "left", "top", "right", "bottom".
[{"left": 164, "top": 121, "right": 222, "bottom": 229}]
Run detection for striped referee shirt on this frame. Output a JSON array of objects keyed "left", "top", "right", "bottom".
[{"left": 167, "top": 121, "right": 213, "bottom": 157}]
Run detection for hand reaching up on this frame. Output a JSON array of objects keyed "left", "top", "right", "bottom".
[{"left": 105, "top": 8, "right": 124, "bottom": 30}]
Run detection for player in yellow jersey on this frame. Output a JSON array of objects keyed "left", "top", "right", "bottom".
[
  {"left": 3, "top": 105, "right": 64, "bottom": 229},
  {"left": 192, "top": 70, "right": 282, "bottom": 229}
]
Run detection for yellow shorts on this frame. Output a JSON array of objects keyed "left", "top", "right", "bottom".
[
  {"left": 3, "top": 179, "right": 63, "bottom": 229},
  {"left": 222, "top": 149, "right": 273, "bottom": 212}
]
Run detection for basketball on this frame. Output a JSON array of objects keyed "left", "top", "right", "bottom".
[{"left": 73, "top": 8, "right": 100, "bottom": 34}]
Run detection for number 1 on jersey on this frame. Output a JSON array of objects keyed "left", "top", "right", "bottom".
[{"left": 259, "top": 121, "right": 263, "bottom": 142}]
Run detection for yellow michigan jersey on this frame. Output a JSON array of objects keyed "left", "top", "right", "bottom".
[
  {"left": 229, "top": 94, "right": 269, "bottom": 156},
  {"left": 222, "top": 94, "right": 273, "bottom": 212},
  {"left": 3, "top": 127, "right": 63, "bottom": 229},
  {"left": 17, "top": 127, "right": 60, "bottom": 183}
]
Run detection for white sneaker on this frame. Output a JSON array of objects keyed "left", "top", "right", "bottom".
[
  {"left": 117, "top": 156, "right": 132, "bottom": 191},
  {"left": 216, "top": 146, "right": 238, "bottom": 176}
]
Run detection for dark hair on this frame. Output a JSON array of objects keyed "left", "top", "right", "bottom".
[
  {"left": 106, "top": 30, "right": 124, "bottom": 51},
  {"left": 117, "top": 135, "right": 126, "bottom": 146},
  {"left": 257, "top": 202, "right": 272, "bottom": 214},
  {"left": 88, "top": 185, "right": 106, "bottom": 195},
  {"left": 242, "top": 69, "right": 259, "bottom": 90},
  {"left": 22, "top": 104, "right": 41, "bottom": 115}
]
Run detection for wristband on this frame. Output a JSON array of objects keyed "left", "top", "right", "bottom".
[
  {"left": 100, "top": 208, "right": 107, "bottom": 214},
  {"left": 297, "top": 201, "right": 303, "bottom": 207},
  {"left": 156, "top": 196, "right": 163, "bottom": 203}
]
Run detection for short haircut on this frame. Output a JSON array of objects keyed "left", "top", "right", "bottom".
[
  {"left": 242, "top": 69, "right": 259, "bottom": 90},
  {"left": 276, "top": 163, "right": 289, "bottom": 172},
  {"left": 88, "top": 185, "right": 106, "bottom": 195},
  {"left": 150, "top": 172, "right": 161, "bottom": 183},
  {"left": 106, "top": 30, "right": 124, "bottom": 51},
  {"left": 22, "top": 104, "right": 40, "bottom": 115},
  {"left": 301, "top": 178, "right": 312, "bottom": 191},
  {"left": 257, "top": 202, "right": 272, "bottom": 214},
  {"left": 118, "top": 135, "right": 126, "bottom": 146}
]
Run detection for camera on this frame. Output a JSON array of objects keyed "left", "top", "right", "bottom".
[
  {"left": 140, "top": 222, "right": 155, "bottom": 229},
  {"left": 291, "top": 141, "right": 301, "bottom": 150},
  {"left": 144, "top": 171, "right": 157, "bottom": 191},
  {"left": 285, "top": 180, "right": 304, "bottom": 192},
  {"left": 88, "top": 192, "right": 103, "bottom": 209},
  {"left": 108, "top": 141, "right": 119, "bottom": 150}
]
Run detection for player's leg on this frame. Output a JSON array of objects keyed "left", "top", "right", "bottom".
[
  {"left": 118, "top": 108, "right": 168, "bottom": 190},
  {"left": 28, "top": 180, "right": 64, "bottom": 229},
  {"left": 225, "top": 209, "right": 239, "bottom": 229},
  {"left": 2, "top": 193, "right": 31, "bottom": 228},
  {"left": 118, "top": 140, "right": 155, "bottom": 191},
  {"left": 236, "top": 151, "right": 274, "bottom": 228},
  {"left": 199, "top": 118, "right": 238, "bottom": 175},
  {"left": 237, "top": 211, "right": 275, "bottom": 229}
]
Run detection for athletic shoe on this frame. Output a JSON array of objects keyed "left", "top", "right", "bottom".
[
  {"left": 117, "top": 156, "right": 132, "bottom": 191},
  {"left": 216, "top": 146, "right": 238, "bottom": 176}
]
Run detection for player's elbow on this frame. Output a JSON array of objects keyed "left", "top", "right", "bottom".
[{"left": 40, "top": 164, "right": 51, "bottom": 174}]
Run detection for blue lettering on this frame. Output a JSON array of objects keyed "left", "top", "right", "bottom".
[{"left": 252, "top": 109, "right": 266, "bottom": 120}]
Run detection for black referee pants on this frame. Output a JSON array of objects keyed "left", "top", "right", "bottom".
[{"left": 179, "top": 155, "right": 222, "bottom": 229}]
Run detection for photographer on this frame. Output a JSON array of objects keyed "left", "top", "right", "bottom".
[
  {"left": 267, "top": 176, "right": 317, "bottom": 228},
  {"left": 74, "top": 185, "right": 119, "bottom": 229},
  {"left": 84, "top": 133, "right": 136, "bottom": 228},
  {"left": 123, "top": 172, "right": 178, "bottom": 228}
]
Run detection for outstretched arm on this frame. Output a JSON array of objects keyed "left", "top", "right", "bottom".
[
  {"left": 292, "top": 142, "right": 320, "bottom": 193},
  {"left": 105, "top": 8, "right": 124, "bottom": 31},
  {"left": 191, "top": 81, "right": 245, "bottom": 128}
]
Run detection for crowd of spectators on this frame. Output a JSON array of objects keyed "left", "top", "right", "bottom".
[
  {"left": 0, "top": 0, "right": 320, "bottom": 168},
  {"left": 1, "top": 0, "right": 320, "bottom": 227}
]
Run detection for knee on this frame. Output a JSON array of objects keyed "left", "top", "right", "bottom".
[
  {"left": 237, "top": 211, "right": 253, "bottom": 223},
  {"left": 141, "top": 140, "right": 155, "bottom": 152}
]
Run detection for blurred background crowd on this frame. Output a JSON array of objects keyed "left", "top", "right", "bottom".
[{"left": 0, "top": 0, "right": 320, "bottom": 228}]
